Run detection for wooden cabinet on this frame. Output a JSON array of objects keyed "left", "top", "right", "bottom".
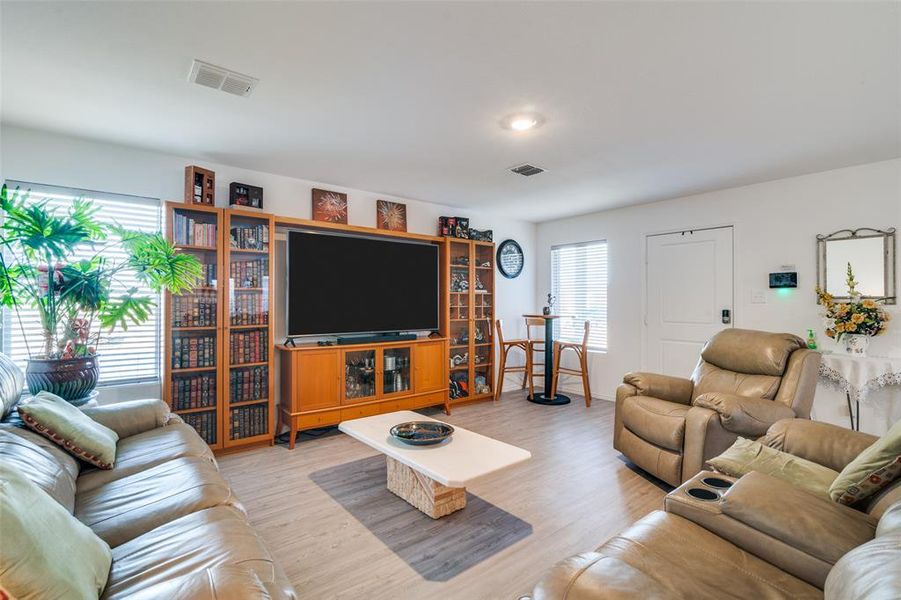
[
  {"left": 414, "top": 341, "right": 446, "bottom": 393},
  {"left": 445, "top": 239, "right": 496, "bottom": 404},
  {"left": 277, "top": 338, "right": 449, "bottom": 449}
]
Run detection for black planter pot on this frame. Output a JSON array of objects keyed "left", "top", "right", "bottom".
[{"left": 25, "top": 355, "right": 99, "bottom": 405}]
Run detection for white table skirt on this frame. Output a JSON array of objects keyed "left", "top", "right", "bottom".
[{"left": 818, "top": 353, "right": 901, "bottom": 405}]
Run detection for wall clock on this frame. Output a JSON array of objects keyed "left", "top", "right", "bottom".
[{"left": 496, "top": 239, "right": 524, "bottom": 279}]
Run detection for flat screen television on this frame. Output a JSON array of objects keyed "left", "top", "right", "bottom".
[{"left": 286, "top": 230, "right": 439, "bottom": 336}]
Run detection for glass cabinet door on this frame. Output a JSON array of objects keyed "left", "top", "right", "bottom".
[
  {"left": 382, "top": 347, "right": 411, "bottom": 396},
  {"left": 344, "top": 349, "right": 377, "bottom": 402}
]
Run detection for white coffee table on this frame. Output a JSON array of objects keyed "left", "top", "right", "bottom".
[{"left": 339, "top": 410, "right": 531, "bottom": 518}]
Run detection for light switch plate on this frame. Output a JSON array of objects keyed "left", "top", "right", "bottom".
[{"left": 751, "top": 290, "right": 767, "bottom": 304}]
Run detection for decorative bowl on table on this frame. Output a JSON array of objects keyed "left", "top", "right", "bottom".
[{"left": 390, "top": 421, "right": 454, "bottom": 446}]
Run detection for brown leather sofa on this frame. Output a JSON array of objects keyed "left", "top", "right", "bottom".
[
  {"left": 530, "top": 419, "right": 901, "bottom": 599},
  {"left": 0, "top": 395, "right": 296, "bottom": 599},
  {"left": 614, "top": 328, "right": 820, "bottom": 486}
]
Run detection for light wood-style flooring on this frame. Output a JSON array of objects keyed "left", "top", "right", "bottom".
[{"left": 218, "top": 391, "right": 669, "bottom": 599}]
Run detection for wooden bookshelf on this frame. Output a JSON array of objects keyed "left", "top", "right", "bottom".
[
  {"left": 445, "top": 239, "right": 496, "bottom": 404},
  {"left": 223, "top": 208, "right": 275, "bottom": 450},
  {"left": 164, "top": 202, "right": 224, "bottom": 449}
]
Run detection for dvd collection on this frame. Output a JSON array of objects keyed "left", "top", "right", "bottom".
[
  {"left": 173, "top": 213, "right": 217, "bottom": 247},
  {"left": 230, "top": 293, "right": 269, "bottom": 326},
  {"left": 230, "top": 404, "right": 269, "bottom": 440},
  {"left": 171, "top": 372, "right": 217, "bottom": 411},
  {"left": 173, "top": 292, "right": 217, "bottom": 327},
  {"left": 230, "top": 224, "right": 270, "bottom": 251},
  {"left": 172, "top": 335, "right": 216, "bottom": 368},
  {"left": 230, "top": 329, "right": 268, "bottom": 364},
  {"left": 181, "top": 410, "right": 216, "bottom": 444},
  {"left": 230, "top": 258, "right": 268, "bottom": 288}
]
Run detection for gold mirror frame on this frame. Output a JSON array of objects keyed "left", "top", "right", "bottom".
[{"left": 816, "top": 227, "right": 896, "bottom": 305}]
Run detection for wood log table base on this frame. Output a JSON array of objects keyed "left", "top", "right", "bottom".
[{"left": 386, "top": 456, "right": 467, "bottom": 519}]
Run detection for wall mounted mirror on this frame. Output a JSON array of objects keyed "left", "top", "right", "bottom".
[{"left": 816, "top": 227, "right": 896, "bottom": 304}]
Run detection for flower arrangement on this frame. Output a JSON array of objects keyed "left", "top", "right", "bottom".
[{"left": 815, "top": 263, "right": 890, "bottom": 341}]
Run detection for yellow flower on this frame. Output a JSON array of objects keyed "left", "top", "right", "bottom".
[
  {"left": 862, "top": 299, "right": 876, "bottom": 309},
  {"left": 835, "top": 323, "right": 845, "bottom": 333},
  {"left": 846, "top": 322, "right": 858, "bottom": 332},
  {"left": 851, "top": 313, "right": 865, "bottom": 324},
  {"left": 835, "top": 304, "right": 850, "bottom": 316},
  {"left": 826, "top": 328, "right": 836, "bottom": 339}
]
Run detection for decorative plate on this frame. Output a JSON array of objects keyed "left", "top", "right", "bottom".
[
  {"left": 390, "top": 421, "right": 454, "bottom": 446},
  {"left": 497, "top": 239, "right": 524, "bottom": 279}
]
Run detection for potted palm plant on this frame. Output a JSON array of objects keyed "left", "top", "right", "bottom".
[{"left": 0, "top": 184, "right": 202, "bottom": 404}]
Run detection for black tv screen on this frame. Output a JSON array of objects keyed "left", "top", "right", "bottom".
[{"left": 287, "top": 230, "right": 439, "bottom": 336}]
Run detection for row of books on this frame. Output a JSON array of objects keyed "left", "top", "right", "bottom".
[
  {"left": 174, "top": 213, "right": 217, "bottom": 247},
  {"left": 230, "top": 404, "right": 268, "bottom": 440},
  {"left": 171, "top": 372, "right": 217, "bottom": 411},
  {"left": 229, "top": 329, "right": 269, "bottom": 365},
  {"left": 230, "top": 259, "right": 268, "bottom": 289},
  {"left": 172, "top": 335, "right": 216, "bottom": 369},
  {"left": 182, "top": 410, "right": 217, "bottom": 445},
  {"left": 173, "top": 292, "right": 217, "bottom": 328},
  {"left": 198, "top": 263, "right": 217, "bottom": 287},
  {"left": 230, "top": 294, "right": 269, "bottom": 326},
  {"left": 229, "top": 365, "right": 269, "bottom": 404},
  {"left": 230, "top": 224, "right": 269, "bottom": 251}
]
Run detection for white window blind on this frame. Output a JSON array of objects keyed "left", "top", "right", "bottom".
[
  {"left": 551, "top": 240, "right": 608, "bottom": 351},
  {"left": 2, "top": 181, "right": 162, "bottom": 385}
]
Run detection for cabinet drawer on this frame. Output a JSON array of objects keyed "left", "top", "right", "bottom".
[
  {"left": 296, "top": 410, "right": 341, "bottom": 429},
  {"left": 340, "top": 403, "right": 383, "bottom": 421},
  {"left": 408, "top": 391, "right": 446, "bottom": 410}
]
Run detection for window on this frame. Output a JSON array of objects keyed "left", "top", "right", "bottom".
[
  {"left": 1, "top": 181, "right": 162, "bottom": 385},
  {"left": 551, "top": 240, "right": 608, "bottom": 351}
]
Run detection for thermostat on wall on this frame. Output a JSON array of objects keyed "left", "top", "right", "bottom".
[{"left": 769, "top": 272, "right": 798, "bottom": 289}]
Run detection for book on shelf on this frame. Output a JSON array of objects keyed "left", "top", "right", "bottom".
[
  {"left": 172, "top": 334, "right": 216, "bottom": 369},
  {"left": 231, "top": 404, "right": 268, "bottom": 440},
  {"left": 230, "top": 365, "right": 269, "bottom": 404},
  {"left": 230, "top": 224, "right": 270, "bottom": 251},
  {"left": 229, "top": 329, "right": 269, "bottom": 365},
  {"left": 230, "top": 258, "right": 268, "bottom": 288},
  {"left": 172, "top": 372, "right": 217, "bottom": 411},
  {"left": 230, "top": 292, "right": 269, "bottom": 325},
  {"left": 173, "top": 292, "right": 217, "bottom": 327},
  {"left": 173, "top": 213, "right": 217, "bottom": 247},
  {"left": 182, "top": 410, "right": 216, "bottom": 444}
]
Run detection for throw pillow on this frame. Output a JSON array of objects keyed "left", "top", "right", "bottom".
[
  {"left": 17, "top": 391, "right": 118, "bottom": 469},
  {"left": 707, "top": 437, "right": 839, "bottom": 498},
  {"left": 829, "top": 419, "right": 901, "bottom": 506},
  {"left": 0, "top": 463, "right": 112, "bottom": 599}
]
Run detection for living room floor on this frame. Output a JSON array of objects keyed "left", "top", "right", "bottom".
[{"left": 218, "top": 391, "right": 669, "bottom": 599}]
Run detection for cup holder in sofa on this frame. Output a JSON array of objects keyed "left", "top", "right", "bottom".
[
  {"left": 701, "top": 477, "right": 733, "bottom": 490},
  {"left": 687, "top": 487, "right": 720, "bottom": 501}
]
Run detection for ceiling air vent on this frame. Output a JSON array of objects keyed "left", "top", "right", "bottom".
[
  {"left": 188, "top": 60, "right": 258, "bottom": 97},
  {"left": 510, "top": 163, "right": 545, "bottom": 177}
]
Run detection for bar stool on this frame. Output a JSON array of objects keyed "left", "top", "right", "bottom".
[
  {"left": 524, "top": 317, "right": 546, "bottom": 397},
  {"left": 495, "top": 319, "right": 532, "bottom": 401},
  {"left": 551, "top": 320, "right": 592, "bottom": 407}
]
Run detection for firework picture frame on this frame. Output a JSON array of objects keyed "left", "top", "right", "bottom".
[
  {"left": 312, "top": 188, "right": 348, "bottom": 224},
  {"left": 376, "top": 200, "right": 407, "bottom": 232}
]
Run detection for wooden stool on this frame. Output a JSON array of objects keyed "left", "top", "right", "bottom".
[
  {"left": 495, "top": 319, "right": 532, "bottom": 401},
  {"left": 524, "top": 317, "right": 546, "bottom": 397},
  {"left": 551, "top": 320, "right": 592, "bottom": 407}
]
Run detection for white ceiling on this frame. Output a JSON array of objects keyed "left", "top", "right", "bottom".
[{"left": 2, "top": 1, "right": 899, "bottom": 222}]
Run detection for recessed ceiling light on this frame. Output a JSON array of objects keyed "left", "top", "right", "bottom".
[{"left": 501, "top": 113, "right": 544, "bottom": 132}]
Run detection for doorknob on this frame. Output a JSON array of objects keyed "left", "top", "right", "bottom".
[{"left": 721, "top": 309, "right": 731, "bottom": 324}]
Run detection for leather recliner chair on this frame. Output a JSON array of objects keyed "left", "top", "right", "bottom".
[{"left": 613, "top": 328, "right": 821, "bottom": 486}]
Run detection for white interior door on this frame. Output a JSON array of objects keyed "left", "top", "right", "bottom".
[{"left": 646, "top": 227, "right": 733, "bottom": 377}]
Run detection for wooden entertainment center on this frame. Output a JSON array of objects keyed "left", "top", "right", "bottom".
[{"left": 164, "top": 203, "right": 495, "bottom": 451}]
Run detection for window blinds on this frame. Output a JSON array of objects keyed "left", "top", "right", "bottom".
[
  {"left": 1, "top": 181, "right": 162, "bottom": 385},
  {"left": 550, "top": 240, "right": 608, "bottom": 351}
]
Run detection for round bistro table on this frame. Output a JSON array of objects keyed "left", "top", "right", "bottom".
[{"left": 522, "top": 314, "right": 570, "bottom": 405}]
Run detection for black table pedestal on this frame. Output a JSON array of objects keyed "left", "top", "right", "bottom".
[{"left": 526, "top": 314, "right": 571, "bottom": 406}]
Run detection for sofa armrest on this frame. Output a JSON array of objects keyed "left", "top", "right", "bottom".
[
  {"left": 722, "top": 471, "right": 877, "bottom": 564},
  {"left": 173, "top": 564, "right": 299, "bottom": 600},
  {"left": 81, "top": 399, "right": 171, "bottom": 439},
  {"left": 762, "top": 418, "right": 878, "bottom": 472},
  {"left": 622, "top": 372, "right": 693, "bottom": 405},
  {"left": 693, "top": 392, "right": 794, "bottom": 436}
]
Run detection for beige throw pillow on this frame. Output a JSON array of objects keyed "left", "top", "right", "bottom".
[
  {"left": 0, "top": 463, "right": 112, "bottom": 599},
  {"left": 707, "top": 437, "right": 839, "bottom": 498},
  {"left": 829, "top": 419, "right": 901, "bottom": 506},
  {"left": 17, "top": 391, "right": 118, "bottom": 469}
]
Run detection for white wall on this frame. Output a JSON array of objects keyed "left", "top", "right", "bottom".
[
  {"left": 0, "top": 125, "right": 537, "bottom": 403},
  {"left": 537, "top": 159, "right": 901, "bottom": 433}
]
